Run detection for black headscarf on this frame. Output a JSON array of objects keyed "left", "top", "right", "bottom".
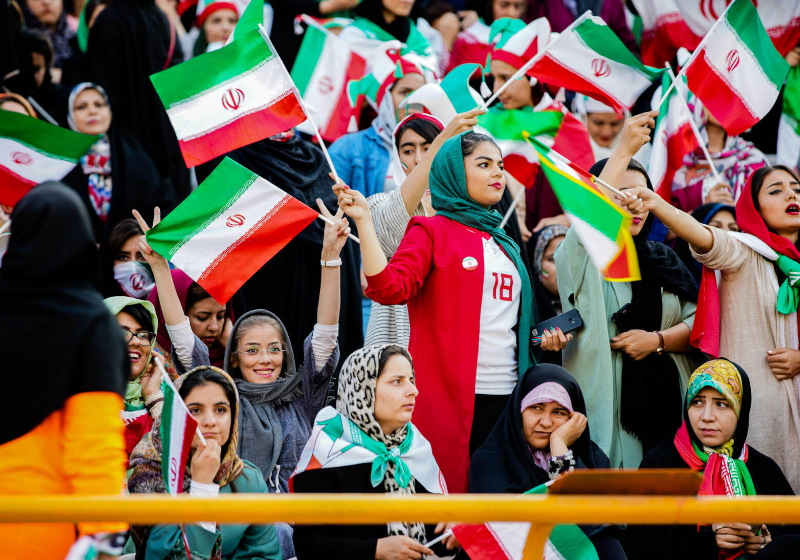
[
  {"left": 354, "top": 0, "right": 412, "bottom": 42},
  {"left": 672, "top": 203, "right": 736, "bottom": 286},
  {"left": 0, "top": 183, "right": 127, "bottom": 445},
  {"left": 589, "top": 158, "right": 699, "bottom": 452},
  {"left": 469, "top": 364, "right": 609, "bottom": 494}
]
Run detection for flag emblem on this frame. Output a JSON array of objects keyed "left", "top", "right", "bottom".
[
  {"left": 221, "top": 88, "right": 245, "bottom": 110},
  {"left": 11, "top": 152, "right": 33, "bottom": 165},
  {"left": 226, "top": 214, "right": 245, "bottom": 227},
  {"left": 130, "top": 273, "right": 146, "bottom": 292},
  {"left": 591, "top": 58, "right": 611, "bottom": 78},
  {"left": 726, "top": 49, "right": 739, "bottom": 72},
  {"left": 318, "top": 76, "right": 335, "bottom": 94}
]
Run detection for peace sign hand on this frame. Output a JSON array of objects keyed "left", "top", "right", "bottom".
[
  {"left": 132, "top": 208, "right": 169, "bottom": 272},
  {"left": 317, "top": 198, "right": 350, "bottom": 260}
]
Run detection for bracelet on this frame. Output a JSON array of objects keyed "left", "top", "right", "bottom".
[
  {"left": 321, "top": 258, "right": 342, "bottom": 267},
  {"left": 655, "top": 331, "right": 666, "bottom": 356}
]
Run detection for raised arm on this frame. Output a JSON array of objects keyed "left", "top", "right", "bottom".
[
  {"left": 316, "top": 199, "right": 350, "bottom": 326},
  {"left": 398, "top": 108, "right": 483, "bottom": 216},
  {"left": 599, "top": 113, "right": 714, "bottom": 253},
  {"left": 335, "top": 186, "right": 388, "bottom": 276}
]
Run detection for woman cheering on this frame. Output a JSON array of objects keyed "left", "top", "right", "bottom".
[{"left": 338, "top": 131, "right": 536, "bottom": 493}]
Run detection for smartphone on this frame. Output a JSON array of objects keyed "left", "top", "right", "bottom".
[
  {"left": 611, "top": 303, "right": 644, "bottom": 333},
  {"left": 531, "top": 309, "right": 583, "bottom": 346}
]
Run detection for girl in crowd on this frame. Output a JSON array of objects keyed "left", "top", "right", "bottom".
[
  {"left": 617, "top": 163, "right": 800, "bottom": 493},
  {"left": 571, "top": 94, "right": 649, "bottom": 164},
  {"left": 63, "top": 83, "right": 169, "bottom": 242},
  {"left": 670, "top": 100, "right": 768, "bottom": 212},
  {"left": 0, "top": 92, "right": 38, "bottom": 116},
  {"left": 129, "top": 367, "right": 283, "bottom": 559},
  {"left": 187, "top": 0, "right": 239, "bottom": 57},
  {"left": 0, "top": 183, "right": 128, "bottom": 559},
  {"left": 338, "top": 131, "right": 536, "bottom": 493},
  {"left": 291, "top": 345, "right": 458, "bottom": 559},
  {"left": 556, "top": 112, "right": 700, "bottom": 468},
  {"left": 630, "top": 359, "right": 800, "bottom": 559},
  {"left": 23, "top": 0, "right": 76, "bottom": 73},
  {"left": 447, "top": 0, "right": 528, "bottom": 72},
  {"left": 671, "top": 204, "right": 738, "bottom": 286},
  {"left": 470, "top": 364, "right": 627, "bottom": 559},
  {"left": 98, "top": 218, "right": 154, "bottom": 299},
  {"left": 479, "top": 17, "right": 593, "bottom": 232},
  {"left": 329, "top": 52, "right": 428, "bottom": 198}
]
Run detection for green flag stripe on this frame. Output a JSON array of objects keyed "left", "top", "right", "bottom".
[
  {"left": 0, "top": 111, "right": 99, "bottom": 159},
  {"left": 536, "top": 149, "right": 628, "bottom": 239},
  {"left": 574, "top": 18, "right": 661, "bottom": 80},
  {"left": 150, "top": 30, "right": 273, "bottom": 108},
  {"left": 146, "top": 158, "right": 257, "bottom": 258},
  {"left": 233, "top": 0, "right": 263, "bottom": 37},
  {"left": 725, "top": 0, "right": 789, "bottom": 87},
  {"left": 291, "top": 25, "right": 326, "bottom": 96},
  {"left": 445, "top": 64, "right": 484, "bottom": 114},
  {"left": 479, "top": 108, "right": 563, "bottom": 140}
]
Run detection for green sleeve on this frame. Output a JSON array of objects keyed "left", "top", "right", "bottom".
[
  {"left": 145, "top": 523, "right": 220, "bottom": 559},
  {"left": 679, "top": 299, "right": 696, "bottom": 330},
  {"left": 230, "top": 465, "right": 283, "bottom": 560}
]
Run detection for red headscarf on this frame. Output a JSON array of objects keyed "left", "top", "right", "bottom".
[{"left": 735, "top": 171, "right": 800, "bottom": 261}]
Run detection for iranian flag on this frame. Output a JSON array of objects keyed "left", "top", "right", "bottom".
[
  {"left": 777, "top": 68, "right": 800, "bottom": 170},
  {"left": 291, "top": 15, "right": 367, "bottom": 142},
  {"left": 161, "top": 372, "right": 198, "bottom": 495},
  {"left": 683, "top": 0, "right": 790, "bottom": 137},
  {"left": 396, "top": 63, "right": 486, "bottom": 127},
  {"left": 478, "top": 97, "right": 594, "bottom": 187},
  {"left": 146, "top": 157, "right": 318, "bottom": 304},
  {"left": 452, "top": 485, "right": 599, "bottom": 560},
  {"left": 528, "top": 15, "right": 663, "bottom": 114},
  {"left": 631, "top": 0, "right": 800, "bottom": 68},
  {"left": 650, "top": 72, "right": 699, "bottom": 202},
  {"left": 0, "top": 112, "right": 98, "bottom": 206},
  {"left": 527, "top": 134, "right": 640, "bottom": 281},
  {"left": 224, "top": 0, "right": 262, "bottom": 45},
  {"left": 150, "top": 29, "right": 306, "bottom": 167}
]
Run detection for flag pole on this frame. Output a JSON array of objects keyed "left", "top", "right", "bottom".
[
  {"left": 499, "top": 183, "right": 526, "bottom": 228},
  {"left": 156, "top": 357, "right": 207, "bottom": 446},
  {"left": 316, "top": 213, "right": 360, "bottom": 244},
  {"left": 257, "top": 23, "right": 342, "bottom": 184},
  {"left": 484, "top": 11, "right": 591, "bottom": 108},
  {"left": 664, "top": 64, "right": 726, "bottom": 188},
  {"left": 656, "top": 0, "right": 736, "bottom": 106}
]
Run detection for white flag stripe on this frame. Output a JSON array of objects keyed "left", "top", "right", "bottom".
[
  {"left": 0, "top": 138, "right": 77, "bottom": 183},
  {"left": 648, "top": 90, "right": 688, "bottom": 187},
  {"left": 703, "top": 21, "right": 780, "bottom": 118},
  {"left": 567, "top": 213, "right": 620, "bottom": 269},
  {"left": 486, "top": 521, "right": 530, "bottom": 559},
  {"left": 167, "top": 396, "right": 189, "bottom": 495},
  {"left": 166, "top": 57, "right": 295, "bottom": 141},
  {"left": 171, "top": 176, "right": 289, "bottom": 278},
  {"left": 296, "top": 34, "right": 347, "bottom": 129}
]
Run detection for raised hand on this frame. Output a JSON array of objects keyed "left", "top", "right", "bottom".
[
  {"left": 617, "top": 110, "right": 658, "bottom": 158},
  {"left": 132, "top": 208, "right": 169, "bottom": 272},
  {"left": 317, "top": 198, "right": 350, "bottom": 259},
  {"left": 333, "top": 180, "right": 371, "bottom": 224},
  {"left": 440, "top": 107, "right": 485, "bottom": 140}
]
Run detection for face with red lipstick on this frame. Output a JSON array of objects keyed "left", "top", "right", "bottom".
[
  {"left": 687, "top": 387, "right": 737, "bottom": 448},
  {"left": 586, "top": 112, "right": 624, "bottom": 148},
  {"left": 754, "top": 169, "right": 800, "bottom": 239},
  {"left": 72, "top": 88, "right": 112, "bottom": 136},
  {"left": 374, "top": 353, "right": 419, "bottom": 436},
  {"left": 464, "top": 141, "right": 506, "bottom": 208},
  {"left": 614, "top": 169, "right": 650, "bottom": 236}
]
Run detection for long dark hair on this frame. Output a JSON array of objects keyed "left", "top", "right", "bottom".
[
  {"left": 461, "top": 131, "right": 501, "bottom": 158},
  {"left": 354, "top": 0, "right": 412, "bottom": 42},
  {"left": 179, "top": 368, "right": 237, "bottom": 454},
  {"left": 750, "top": 164, "right": 800, "bottom": 213},
  {"left": 99, "top": 218, "right": 143, "bottom": 297}
]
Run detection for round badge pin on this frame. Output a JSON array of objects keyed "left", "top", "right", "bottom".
[{"left": 462, "top": 257, "right": 478, "bottom": 271}]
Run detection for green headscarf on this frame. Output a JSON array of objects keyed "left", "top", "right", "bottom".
[
  {"left": 103, "top": 296, "right": 158, "bottom": 410},
  {"left": 429, "top": 133, "right": 537, "bottom": 375}
]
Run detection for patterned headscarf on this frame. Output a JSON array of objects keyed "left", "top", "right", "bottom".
[
  {"left": 686, "top": 359, "right": 744, "bottom": 419},
  {"left": 532, "top": 224, "right": 568, "bottom": 277},
  {"left": 336, "top": 345, "right": 426, "bottom": 545},
  {"left": 128, "top": 367, "right": 244, "bottom": 554}
]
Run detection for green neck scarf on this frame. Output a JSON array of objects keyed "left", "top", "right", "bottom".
[
  {"left": 125, "top": 378, "right": 145, "bottom": 410},
  {"left": 691, "top": 439, "right": 756, "bottom": 496},
  {"left": 776, "top": 255, "right": 800, "bottom": 315},
  {"left": 345, "top": 415, "right": 416, "bottom": 488},
  {"left": 351, "top": 17, "right": 431, "bottom": 57},
  {"left": 430, "top": 134, "right": 537, "bottom": 375}
]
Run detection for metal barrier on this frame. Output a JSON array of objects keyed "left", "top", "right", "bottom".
[{"left": 2, "top": 494, "right": 800, "bottom": 559}]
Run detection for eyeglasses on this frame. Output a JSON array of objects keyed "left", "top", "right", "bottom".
[
  {"left": 237, "top": 345, "right": 285, "bottom": 358},
  {"left": 121, "top": 328, "right": 155, "bottom": 346}
]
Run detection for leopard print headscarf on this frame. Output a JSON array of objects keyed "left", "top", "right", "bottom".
[{"left": 337, "top": 345, "right": 427, "bottom": 546}]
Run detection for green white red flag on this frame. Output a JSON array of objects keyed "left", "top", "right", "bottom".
[
  {"left": 777, "top": 68, "right": 800, "bottom": 171},
  {"left": 396, "top": 63, "right": 486, "bottom": 126},
  {"left": 528, "top": 134, "right": 640, "bottom": 282},
  {"left": 683, "top": 0, "right": 790, "bottom": 137},
  {"left": 224, "top": 0, "right": 262, "bottom": 45},
  {"left": 452, "top": 484, "right": 599, "bottom": 560},
  {"left": 650, "top": 72, "right": 699, "bottom": 201},
  {"left": 291, "top": 15, "right": 368, "bottom": 142},
  {"left": 146, "top": 157, "right": 318, "bottom": 304},
  {"left": 0, "top": 111, "right": 99, "bottom": 206},
  {"left": 150, "top": 29, "right": 306, "bottom": 167},
  {"left": 160, "top": 372, "right": 198, "bottom": 495}
]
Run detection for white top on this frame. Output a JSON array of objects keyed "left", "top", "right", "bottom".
[
  {"left": 190, "top": 480, "right": 219, "bottom": 532},
  {"left": 166, "top": 317, "right": 195, "bottom": 370},
  {"left": 475, "top": 237, "right": 521, "bottom": 395}
]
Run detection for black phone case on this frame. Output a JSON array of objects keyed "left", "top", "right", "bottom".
[
  {"left": 531, "top": 309, "right": 583, "bottom": 346},
  {"left": 611, "top": 303, "right": 645, "bottom": 333}
]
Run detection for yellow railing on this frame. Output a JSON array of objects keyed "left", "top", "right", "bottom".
[{"left": 3, "top": 494, "right": 800, "bottom": 558}]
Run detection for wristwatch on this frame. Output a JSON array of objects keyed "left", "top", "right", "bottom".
[
  {"left": 655, "top": 331, "right": 666, "bottom": 356},
  {"left": 321, "top": 258, "right": 342, "bottom": 267}
]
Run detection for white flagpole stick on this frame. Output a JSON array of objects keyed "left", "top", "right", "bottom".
[
  {"left": 499, "top": 183, "right": 526, "bottom": 228},
  {"left": 541, "top": 142, "right": 629, "bottom": 199},
  {"left": 155, "top": 357, "right": 207, "bottom": 446},
  {"left": 316, "top": 213, "right": 360, "bottom": 244},
  {"left": 423, "top": 530, "right": 453, "bottom": 548},
  {"left": 257, "top": 23, "right": 342, "bottom": 184},
  {"left": 664, "top": 64, "right": 726, "bottom": 187},
  {"left": 656, "top": 0, "right": 735, "bottom": 106},
  {"left": 0, "top": 220, "right": 10, "bottom": 235},
  {"left": 26, "top": 97, "right": 58, "bottom": 125},
  {"left": 484, "top": 11, "right": 591, "bottom": 108}
]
